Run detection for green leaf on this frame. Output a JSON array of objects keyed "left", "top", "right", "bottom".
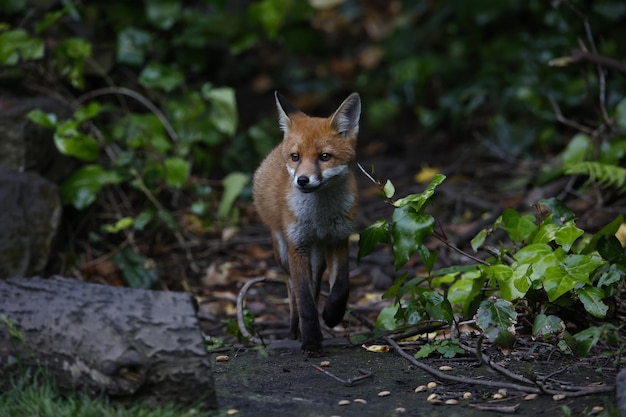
[
  {"left": 0, "top": 29, "right": 44, "bottom": 65},
  {"left": 532, "top": 314, "right": 565, "bottom": 340},
  {"left": 358, "top": 218, "right": 390, "bottom": 260},
  {"left": 393, "top": 174, "right": 446, "bottom": 209},
  {"left": 117, "top": 27, "right": 151, "bottom": 66},
  {"left": 73, "top": 102, "right": 101, "bottom": 123},
  {"left": 218, "top": 172, "right": 249, "bottom": 219},
  {"left": 447, "top": 269, "right": 486, "bottom": 318},
  {"left": 539, "top": 197, "right": 576, "bottom": 226},
  {"left": 383, "top": 179, "right": 395, "bottom": 199},
  {"left": 163, "top": 157, "right": 189, "bottom": 188},
  {"left": 60, "top": 165, "right": 121, "bottom": 209},
  {"left": 418, "top": 244, "right": 438, "bottom": 274},
  {"left": 543, "top": 254, "right": 601, "bottom": 301},
  {"left": 203, "top": 85, "right": 238, "bottom": 136},
  {"left": 561, "top": 133, "right": 591, "bottom": 166},
  {"left": 139, "top": 62, "right": 184, "bottom": 92},
  {"left": 103, "top": 217, "right": 135, "bottom": 234},
  {"left": 596, "top": 235, "right": 626, "bottom": 266},
  {"left": 247, "top": 0, "right": 290, "bottom": 38},
  {"left": 554, "top": 221, "right": 584, "bottom": 252},
  {"left": 145, "top": 0, "right": 181, "bottom": 30},
  {"left": 382, "top": 272, "right": 408, "bottom": 300},
  {"left": 498, "top": 208, "right": 536, "bottom": 243},
  {"left": 26, "top": 109, "right": 57, "bottom": 129},
  {"left": 470, "top": 228, "right": 487, "bottom": 252},
  {"left": 375, "top": 304, "right": 400, "bottom": 330},
  {"left": 113, "top": 248, "right": 159, "bottom": 289},
  {"left": 584, "top": 215, "right": 623, "bottom": 254},
  {"left": 475, "top": 297, "right": 517, "bottom": 347},
  {"left": 53, "top": 126, "right": 100, "bottom": 161},
  {"left": 577, "top": 286, "right": 608, "bottom": 318},
  {"left": 391, "top": 205, "right": 434, "bottom": 270}
]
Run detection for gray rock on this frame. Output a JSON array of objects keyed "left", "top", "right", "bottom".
[{"left": 0, "top": 167, "right": 61, "bottom": 278}]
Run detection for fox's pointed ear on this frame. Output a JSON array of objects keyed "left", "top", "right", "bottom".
[
  {"left": 329, "top": 92, "right": 360, "bottom": 138},
  {"left": 275, "top": 92, "right": 302, "bottom": 135}
]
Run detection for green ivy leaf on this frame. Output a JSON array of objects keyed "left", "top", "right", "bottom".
[
  {"left": 203, "top": 85, "right": 238, "bottom": 136},
  {"left": 543, "top": 254, "right": 601, "bottom": 301},
  {"left": 418, "top": 244, "right": 438, "bottom": 274},
  {"left": 498, "top": 208, "right": 536, "bottom": 243},
  {"left": 561, "top": 133, "right": 591, "bottom": 166},
  {"left": 391, "top": 205, "right": 434, "bottom": 270},
  {"left": 117, "top": 27, "right": 151, "bottom": 66},
  {"left": 60, "top": 165, "right": 121, "bottom": 209},
  {"left": 393, "top": 174, "right": 446, "bottom": 209},
  {"left": 73, "top": 101, "right": 101, "bottom": 123},
  {"left": 53, "top": 126, "right": 100, "bottom": 161},
  {"left": 539, "top": 197, "right": 576, "bottom": 226},
  {"left": 475, "top": 297, "right": 517, "bottom": 347},
  {"left": 26, "top": 109, "right": 57, "bottom": 129},
  {"left": 103, "top": 217, "right": 135, "bottom": 233},
  {"left": 470, "top": 228, "right": 487, "bottom": 252},
  {"left": 383, "top": 179, "right": 395, "bottom": 199},
  {"left": 358, "top": 218, "right": 390, "bottom": 260},
  {"left": 139, "top": 62, "right": 184, "bottom": 92},
  {"left": 375, "top": 304, "right": 400, "bottom": 330},
  {"left": 145, "top": 0, "right": 181, "bottom": 30},
  {"left": 532, "top": 314, "right": 564, "bottom": 340},
  {"left": 163, "top": 156, "right": 189, "bottom": 188},
  {"left": 584, "top": 215, "right": 623, "bottom": 254},
  {"left": 0, "top": 29, "right": 44, "bottom": 65},
  {"left": 447, "top": 268, "right": 486, "bottom": 319},
  {"left": 247, "top": 0, "right": 290, "bottom": 39},
  {"left": 113, "top": 248, "right": 159, "bottom": 289},
  {"left": 554, "top": 221, "right": 584, "bottom": 252},
  {"left": 596, "top": 235, "right": 626, "bottom": 266},
  {"left": 218, "top": 172, "right": 249, "bottom": 219},
  {"left": 382, "top": 272, "right": 408, "bottom": 300},
  {"left": 577, "top": 286, "right": 608, "bottom": 318}
]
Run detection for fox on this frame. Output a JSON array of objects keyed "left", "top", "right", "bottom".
[{"left": 252, "top": 92, "right": 361, "bottom": 354}]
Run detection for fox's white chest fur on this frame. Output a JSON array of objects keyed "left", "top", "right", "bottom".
[{"left": 286, "top": 173, "right": 355, "bottom": 246}]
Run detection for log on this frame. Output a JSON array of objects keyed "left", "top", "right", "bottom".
[{"left": 0, "top": 277, "right": 217, "bottom": 409}]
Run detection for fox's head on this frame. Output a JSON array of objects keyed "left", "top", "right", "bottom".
[{"left": 276, "top": 92, "right": 361, "bottom": 193}]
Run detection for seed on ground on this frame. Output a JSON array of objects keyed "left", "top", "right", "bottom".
[
  {"left": 354, "top": 398, "right": 367, "bottom": 404},
  {"left": 553, "top": 394, "right": 566, "bottom": 401},
  {"left": 226, "top": 409, "right": 238, "bottom": 415},
  {"left": 338, "top": 399, "right": 351, "bottom": 406},
  {"left": 427, "top": 381, "right": 437, "bottom": 389},
  {"left": 438, "top": 365, "right": 453, "bottom": 371},
  {"left": 591, "top": 406, "right": 604, "bottom": 413},
  {"left": 320, "top": 360, "right": 331, "bottom": 367},
  {"left": 524, "top": 393, "right": 538, "bottom": 400},
  {"left": 492, "top": 393, "right": 505, "bottom": 400},
  {"left": 215, "top": 355, "right": 229, "bottom": 362},
  {"left": 427, "top": 393, "right": 439, "bottom": 402},
  {"left": 444, "top": 399, "right": 459, "bottom": 405},
  {"left": 378, "top": 390, "right": 391, "bottom": 397},
  {"left": 395, "top": 407, "right": 406, "bottom": 413},
  {"left": 414, "top": 385, "right": 427, "bottom": 393},
  {"left": 462, "top": 392, "right": 472, "bottom": 399}
]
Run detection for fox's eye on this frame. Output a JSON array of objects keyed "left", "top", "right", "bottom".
[
  {"left": 319, "top": 153, "right": 331, "bottom": 162},
  {"left": 291, "top": 153, "right": 300, "bottom": 162}
]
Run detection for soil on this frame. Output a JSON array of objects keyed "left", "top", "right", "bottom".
[{"left": 210, "top": 339, "right": 616, "bottom": 417}]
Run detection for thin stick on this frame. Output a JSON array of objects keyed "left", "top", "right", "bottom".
[
  {"left": 75, "top": 86, "right": 179, "bottom": 142},
  {"left": 236, "top": 276, "right": 286, "bottom": 345}
]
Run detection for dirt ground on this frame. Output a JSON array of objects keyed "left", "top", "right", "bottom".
[{"left": 210, "top": 339, "right": 616, "bottom": 417}]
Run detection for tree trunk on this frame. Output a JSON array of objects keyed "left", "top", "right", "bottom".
[{"left": 0, "top": 277, "right": 217, "bottom": 409}]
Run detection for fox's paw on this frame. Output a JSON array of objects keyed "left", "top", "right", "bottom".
[{"left": 301, "top": 342, "right": 323, "bottom": 357}]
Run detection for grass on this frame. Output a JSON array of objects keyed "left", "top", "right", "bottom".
[{"left": 0, "top": 369, "right": 224, "bottom": 417}]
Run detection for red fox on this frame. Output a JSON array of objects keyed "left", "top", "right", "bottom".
[{"left": 253, "top": 92, "right": 361, "bottom": 354}]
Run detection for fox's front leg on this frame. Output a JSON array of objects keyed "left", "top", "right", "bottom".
[
  {"left": 288, "top": 245, "right": 323, "bottom": 353},
  {"left": 322, "top": 239, "right": 350, "bottom": 328}
]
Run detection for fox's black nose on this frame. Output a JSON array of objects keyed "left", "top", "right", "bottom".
[{"left": 297, "top": 176, "right": 309, "bottom": 186}]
